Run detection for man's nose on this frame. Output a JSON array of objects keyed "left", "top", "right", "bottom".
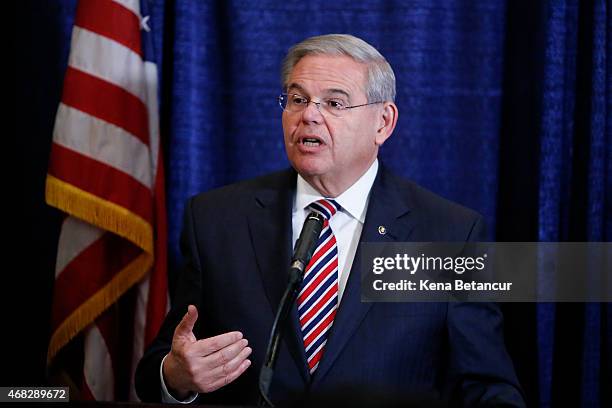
[{"left": 301, "top": 101, "right": 324, "bottom": 124}]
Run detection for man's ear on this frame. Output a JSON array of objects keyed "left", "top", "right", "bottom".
[{"left": 375, "top": 102, "right": 398, "bottom": 146}]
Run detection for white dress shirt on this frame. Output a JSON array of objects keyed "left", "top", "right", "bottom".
[{"left": 160, "top": 160, "right": 379, "bottom": 403}]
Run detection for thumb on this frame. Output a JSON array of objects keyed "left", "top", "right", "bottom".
[{"left": 174, "top": 304, "right": 198, "bottom": 339}]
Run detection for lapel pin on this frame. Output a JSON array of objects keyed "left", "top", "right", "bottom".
[{"left": 378, "top": 225, "right": 387, "bottom": 235}]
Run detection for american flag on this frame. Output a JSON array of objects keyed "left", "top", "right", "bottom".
[{"left": 46, "top": 0, "right": 167, "bottom": 400}]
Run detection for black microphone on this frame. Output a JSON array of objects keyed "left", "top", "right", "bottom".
[
  {"left": 288, "top": 212, "right": 325, "bottom": 284},
  {"left": 259, "top": 212, "right": 324, "bottom": 407}
]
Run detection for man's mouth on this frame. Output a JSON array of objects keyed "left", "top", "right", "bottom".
[{"left": 299, "top": 136, "right": 324, "bottom": 147}]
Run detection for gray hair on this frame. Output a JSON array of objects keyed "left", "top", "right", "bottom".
[{"left": 281, "top": 34, "right": 396, "bottom": 103}]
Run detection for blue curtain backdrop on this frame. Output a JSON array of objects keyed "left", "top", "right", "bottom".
[{"left": 18, "top": 0, "right": 610, "bottom": 406}]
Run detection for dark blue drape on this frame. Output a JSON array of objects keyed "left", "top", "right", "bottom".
[
  {"left": 534, "top": 1, "right": 610, "bottom": 407},
  {"left": 19, "top": 0, "right": 610, "bottom": 406}
]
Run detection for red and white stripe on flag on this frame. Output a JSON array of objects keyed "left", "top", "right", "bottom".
[{"left": 46, "top": 0, "right": 167, "bottom": 401}]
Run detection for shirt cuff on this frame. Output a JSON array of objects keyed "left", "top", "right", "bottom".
[{"left": 160, "top": 354, "right": 198, "bottom": 404}]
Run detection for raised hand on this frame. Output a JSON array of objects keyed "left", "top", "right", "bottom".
[{"left": 162, "top": 305, "right": 252, "bottom": 399}]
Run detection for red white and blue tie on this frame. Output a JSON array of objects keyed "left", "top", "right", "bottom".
[{"left": 297, "top": 199, "right": 341, "bottom": 374}]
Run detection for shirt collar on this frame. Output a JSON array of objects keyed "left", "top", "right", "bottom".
[{"left": 295, "top": 159, "right": 379, "bottom": 223}]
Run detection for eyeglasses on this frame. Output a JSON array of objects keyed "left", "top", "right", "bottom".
[{"left": 278, "top": 93, "right": 382, "bottom": 117}]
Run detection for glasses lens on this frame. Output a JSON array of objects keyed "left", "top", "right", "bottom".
[
  {"left": 282, "top": 94, "right": 305, "bottom": 112},
  {"left": 279, "top": 93, "right": 310, "bottom": 113}
]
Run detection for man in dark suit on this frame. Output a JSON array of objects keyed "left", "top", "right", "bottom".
[{"left": 135, "top": 34, "right": 525, "bottom": 407}]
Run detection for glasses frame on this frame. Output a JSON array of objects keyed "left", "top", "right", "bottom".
[{"left": 278, "top": 93, "right": 383, "bottom": 117}]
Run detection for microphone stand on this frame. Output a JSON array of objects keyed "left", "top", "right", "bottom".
[{"left": 258, "top": 213, "right": 324, "bottom": 407}]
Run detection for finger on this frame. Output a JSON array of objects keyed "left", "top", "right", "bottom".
[
  {"left": 208, "top": 346, "right": 252, "bottom": 380},
  {"left": 191, "top": 331, "right": 243, "bottom": 357},
  {"left": 200, "top": 359, "right": 252, "bottom": 393},
  {"left": 201, "top": 338, "right": 248, "bottom": 368},
  {"left": 203, "top": 339, "right": 249, "bottom": 369},
  {"left": 174, "top": 305, "right": 198, "bottom": 339}
]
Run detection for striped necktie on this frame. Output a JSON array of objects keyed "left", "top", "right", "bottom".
[{"left": 297, "top": 199, "right": 340, "bottom": 374}]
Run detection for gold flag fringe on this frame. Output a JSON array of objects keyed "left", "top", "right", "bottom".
[
  {"left": 46, "top": 175, "right": 154, "bottom": 253},
  {"left": 47, "top": 252, "right": 153, "bottom": 364}
]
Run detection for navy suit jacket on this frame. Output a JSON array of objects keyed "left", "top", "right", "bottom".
[{"left": 135, "top": 166, "right": 525, "bottom": 407}]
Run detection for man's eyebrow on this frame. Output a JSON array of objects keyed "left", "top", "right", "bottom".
[
  {"left": 286, "top": 84, "right": 351, "bottom": 99},
  {"left": 324, "top": 88, "right": 350, "bottom": 99},
  {"left": 286, "top": 83, "right": 307, "bottom": 94}
]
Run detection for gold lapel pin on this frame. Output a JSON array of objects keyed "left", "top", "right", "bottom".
[{"left": 378, "top": 225, "right": 387, "bottom": 235}]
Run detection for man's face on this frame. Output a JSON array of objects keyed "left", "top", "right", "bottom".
[{"left": 282, "top": 54, "right": 386, "bottom": 188}]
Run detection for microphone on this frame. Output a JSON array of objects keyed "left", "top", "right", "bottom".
[
  {"left": 288, "top": 212, "right": 325, "bottom": 283},
  {"left": 259, "top": 212, "right": 324, "bottom": 407}
]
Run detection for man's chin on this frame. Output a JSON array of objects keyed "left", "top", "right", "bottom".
[
  {"left": 289, "top": 156, "right": 330, "bottom": 177},
  {"left": 294, "top": 168, "right": 323, "bottom": 179}
]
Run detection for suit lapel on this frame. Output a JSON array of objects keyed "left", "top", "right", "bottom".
[
  {"left": 311, "top": 166, "right": 418, "bottom": 386},
  {"left": 247, "top": 169, "right": 310, "bottom": 382}
]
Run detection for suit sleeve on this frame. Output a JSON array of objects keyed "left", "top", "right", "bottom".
[
  {"left": 446, "top": 216, "right": 526, "bottom": 407},
  {"left": 135, "top": 197, "right": 204, "bottom": 402}
]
